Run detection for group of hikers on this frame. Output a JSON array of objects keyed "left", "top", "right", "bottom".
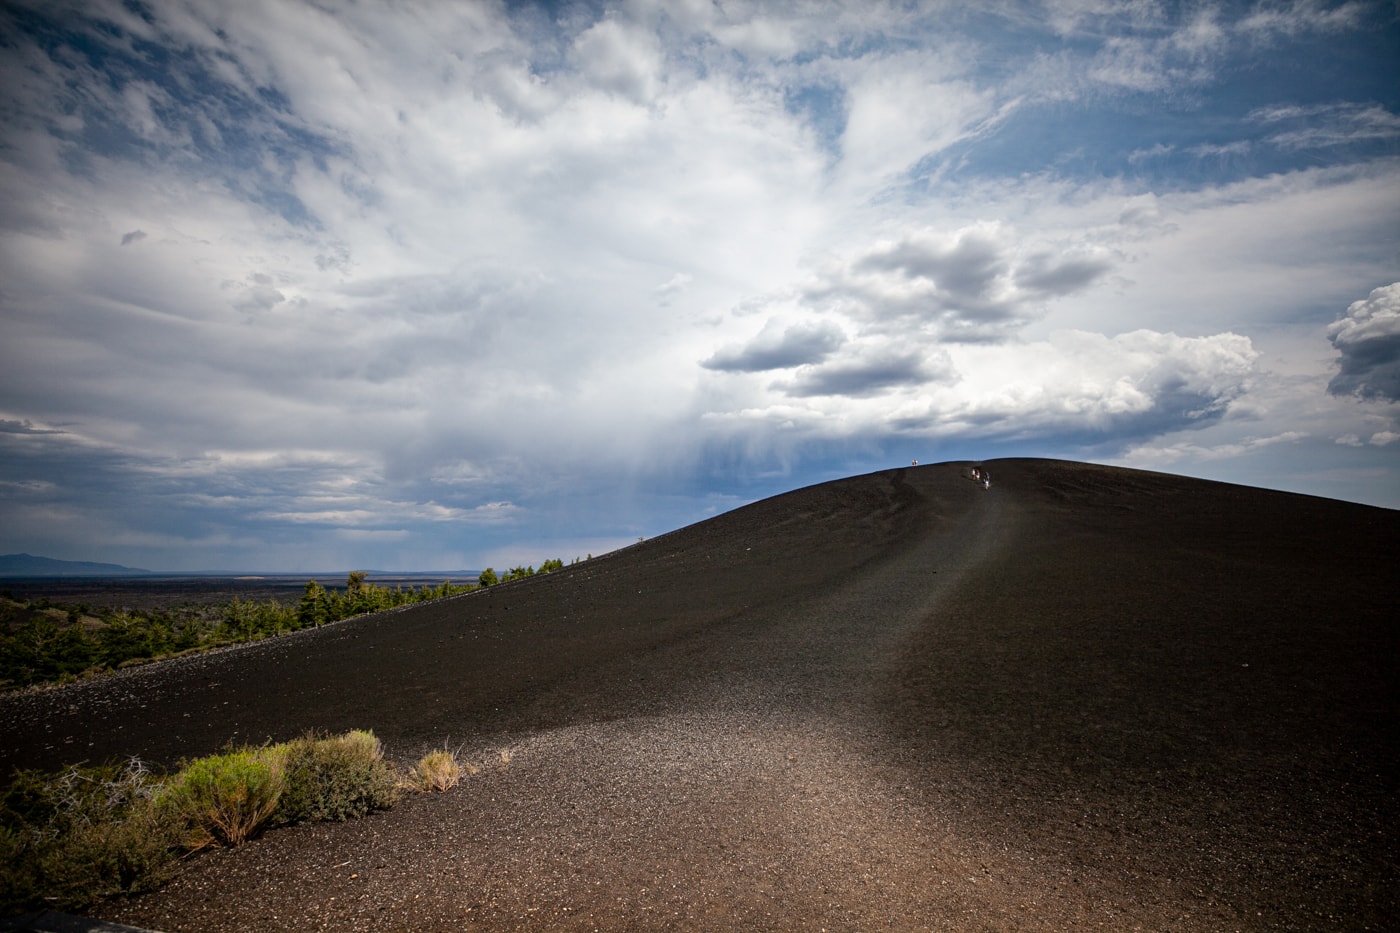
[{"left": 909, "top": 460, "right": 991, "bottom": 489}]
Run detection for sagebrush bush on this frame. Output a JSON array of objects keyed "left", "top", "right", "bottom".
[
  {"left": 0, "top": 760, "right": 180, "bottom": 913},
  {"left": 1, "top": 728, "right": 425, "bottom": 914},
  {"left": 276, "top": 729, "right": 400, "bottom": 824},
  {"left": 161, "top": 746, "right": 286, "bottom": 848},
  {"left": 409, "top": 749, "right": 463, "bottom": 792}
]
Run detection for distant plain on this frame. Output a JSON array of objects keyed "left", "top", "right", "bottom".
[{"left": 1, "top": 574, "right": 477, "bottom": 612}]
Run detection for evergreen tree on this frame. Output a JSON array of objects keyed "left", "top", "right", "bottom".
[{"left": 297, "top": 581, "right": 330, "bottom": 628}]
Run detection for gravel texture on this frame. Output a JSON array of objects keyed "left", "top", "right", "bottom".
[{"left": 2, "top": 459, "right": 1396, "bottom": 931}]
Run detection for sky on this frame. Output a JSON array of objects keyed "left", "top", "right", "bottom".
[{"left": 1, "top": 0, "right": 1397, "bottom": 573}]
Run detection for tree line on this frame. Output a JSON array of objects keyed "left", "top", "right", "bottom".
[{"left": 0, "top": 560, "right": 578, "bottom": 691}]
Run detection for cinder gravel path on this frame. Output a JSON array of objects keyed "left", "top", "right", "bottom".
[{"left": 4, "top": 460, "right": 1396, "bottom": 931}]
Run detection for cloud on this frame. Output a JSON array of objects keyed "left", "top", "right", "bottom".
[
  {"left": 120, "top": 229, "right": 147, "bottom": 246},
  {"left": 1121, "top": 431, "right": 1306, "bottom": 467},
  {"left": 927, "top": 329, "right": 1261, "bottom": 441},
  {"left": 0, "top": 418, "right": 66, "bottom": 436},
  {"left": 1327, "top": 283, "right": 1400, "bottom": 402},
  {"left": 256, "top": 498, "right": 513, "bottom": 527},
  {"left": 801, "top": 224, "right": 1116, "bottom": 343},
  {"left": 571, "top": 16, "right": 664, "bottom": 103},
  {"left": 779, "top": 345, "right": 955, "bottom": 398},
  {"left": 697, "top": 327, "right": 1260, "bottom": 453},
  {"left": 702, "top": 320, "right": 845, "bottom": 372},
  {"left": 1250, "top": 103, "right": 1400, "bottom": 151},
  {"left": 230, "top": 273, "right": 288, "bottom": 315},
  {"left": 1238, "top": 0, "right": 1368, "bottom": 37},
  {"left": 836, "top": 52, "right": 1007, "bottom": 191},
  {"left": 1011, "top": 2, "right": 1235, "bottom": 99},
  {"left": 654, "top": 272, "right": 692, "bottom": 306}
]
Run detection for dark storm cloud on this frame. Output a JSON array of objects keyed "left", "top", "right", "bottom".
[
  {"left": 0, "top": 418, "right": 66, "bottom": 435},
  {"left": 801, "top": 225, "right": 1116, "bottom": 343},
  {"left": 780, "top": 348, "right": 952, "bottom": 398},
  {"left": 1327, "top": 283, "right": 1400, "bottom": 402},
  {"left": 846, "top": 228, "right": 1017, "bottom": 334},
  {"left": 857, "top": 230, "right": 1007, "bottom": 313},
  {"left": 1014, "top": 253, "right": 1116, "bottom": 297},
  {"left": 702, "top": 321, "right": 846, "bottom": 372}
]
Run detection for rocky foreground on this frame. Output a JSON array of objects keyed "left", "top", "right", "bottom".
[{"left": 3, "top": 459, "right": 1395, "bottom": 931}]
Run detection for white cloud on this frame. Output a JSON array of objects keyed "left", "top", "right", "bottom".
[
  {"left": 572, "top": 17, "right": 665, "bottom": 103},
  {"left": 1173, "top": 7, "right": 1229, "bottom": 57},
  {"left": 837, "top": 53, "right": 1005, "bottom": 192},
  {"left": 1250, "top": 102, "right": 1400, "bottom": 151},
  {"left": 1018, "top": 164, "right": 1400, "bottom": 342},
  {"left": 1120, "top": 431, "right": 1305, "bottom": 468},
  {"left": 1327, "top": 283, "right": 1400, "bottom": 402},
  {"left": 695, "top": 326, "right": 1259, "bottom": 451},
  {"left": 1237, "top": 0, "right": 1367, "bottom": 37},
  {"left": 654, "top": 272, "right": 693, "bottom": 306},
  {"left": 933, "top": 329, "right": 1259, "bottom": 437},
  {"left": 257, "top": 498, "right": 512, "bottom": 527}
]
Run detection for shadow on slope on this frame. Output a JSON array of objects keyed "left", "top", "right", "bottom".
[{"left": 884, "top": 459, "right": 1399, "bottom": 927}]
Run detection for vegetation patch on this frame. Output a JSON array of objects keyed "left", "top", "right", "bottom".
[
  {"left": 0, "top": 759, "right": 180, "bottom": 912},
  {"left": 409, "top": 747, "right": 469, "bottom": 792},
  {"left": 277, "top": 730, "right": 400, "bottom": 823},
  {"left": 0, "top": 729, "right": 466, "bottom": 915},
  {"left": 1, "top": 559, "right": 580, "bottom": 691},
  {"left": 160, "top": 746, "right": 286, "bottom": 849}
]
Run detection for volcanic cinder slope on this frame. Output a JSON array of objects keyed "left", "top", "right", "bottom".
[{"left": 2, "top": 459, "right": 1396, "bottom": 931}]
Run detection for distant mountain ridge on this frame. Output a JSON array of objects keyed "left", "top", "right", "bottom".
[
  {"left": 0, "top": 554, "right": 478, "bottom": 578},
  {"left": 0, "top": 553, "right": 152, "bottom": 577}
]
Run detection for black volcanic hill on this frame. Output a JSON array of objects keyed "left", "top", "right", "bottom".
[{"left": 3, "top": 459, "right": 1396, "bottom": 931}]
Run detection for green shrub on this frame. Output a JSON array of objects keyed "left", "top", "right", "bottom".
[
  {"left": 161, "top": 746, "right": 286, "bottom": 848},
  {"left": 276, "top": 730, "right": 400, "bottom": 824},
  {"left": 0, "top": 729, "right": 427, "bottom": 914},
  {"left": 0, "top": 760, "right": 180, "bottom": 913}
]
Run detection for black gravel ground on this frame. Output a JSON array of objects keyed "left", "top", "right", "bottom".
[{"left": 2, "top": 459, "right": 1395, "bottom": 931}]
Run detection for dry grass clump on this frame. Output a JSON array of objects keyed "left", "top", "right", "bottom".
[{"left": 409, "top": 749, "right": 464, "bottom": 792}]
